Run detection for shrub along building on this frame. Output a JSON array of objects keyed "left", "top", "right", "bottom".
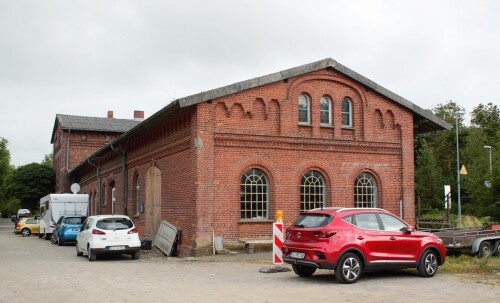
[{"left": 52, "top": 58, "right": 451, "bottom": 256}]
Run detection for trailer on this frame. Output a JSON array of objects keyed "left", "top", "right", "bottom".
[
  {"left": 39, "top": 193, "right": 89, "bottom": 240},
  {"left": 430, "top": 225, "right": 500, "bottom": 258}
]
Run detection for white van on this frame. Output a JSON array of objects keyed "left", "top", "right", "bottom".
[
  {"left": 17, "top": 209, "right": 31, "bottom": 218},
  {"left": 39, "top": 194, "right": 89, "bottom": 240}
]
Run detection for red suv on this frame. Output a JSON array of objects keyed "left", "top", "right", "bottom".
[{"left": 282, "top": 208, "right": 446, "bottom": 283}]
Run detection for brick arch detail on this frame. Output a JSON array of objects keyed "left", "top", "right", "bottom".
[
  {"left": 232, "top": 156, "right": 281, "bottom": 187},
  {"left": 287, "top": 74, "right": 368, "bottom": 108}
]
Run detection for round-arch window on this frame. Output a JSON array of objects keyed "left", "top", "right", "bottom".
[
  {"left": 240, "top": 169, "right": 268, "bottom": 219},
  {"left": 320, "top": 96, "right": 332, "bottom": 125},
  {"left": 300, "top": 170, "right": 326, "bottom": 212},
  {"left": 299, "top": 94, "right": 310, "bottom": 124},
  {"left": 354, "top": 172, "right": 377, "bottom": 208}
]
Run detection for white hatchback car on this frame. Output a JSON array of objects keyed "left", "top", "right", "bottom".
[{"left": 76, "top": 215, "right": 141, "bottom": 261}]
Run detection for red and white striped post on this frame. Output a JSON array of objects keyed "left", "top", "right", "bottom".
[{"left": 273, "top": 210, "right": 284, "bottom": 265}]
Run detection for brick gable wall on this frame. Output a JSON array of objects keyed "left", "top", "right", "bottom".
[{"left": 70, "top": 68, "right": 416, "bottom": 256}]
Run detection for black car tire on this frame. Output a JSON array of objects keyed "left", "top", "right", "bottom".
[
  {"left": 44, "top": 232, "right": 50, "bottom": 240},
  {"left": 418, "top": 250, "right": 438, "bottom": 277},
  {"left": 58, "top": 238, "right": 64, "bottom": 246},
  {"left": 88, "top": 246, "right": 96, "bottom": 261},
  {"left": 493, "top": 240, "right": 500, "bottom": 257},
  {"left": 131, "top": 250, "right": 141, "bottom": 260},
  {"left": 292, "top": 264, "right": 316, "bottom": 277},
  {"left": 50, "top": 234, "right": 57, "bottom": 244},
  {"left": 21, "top": 228, "right": 31, "bottom": 237},
  {"left": 38, "top": 233, "right": 43, "bottom": 238},
  {"left": 478, "top": 241, "right": 492, "bottom": 258},
  {"left": 334, "top": 253, "right": 362, "bottom": 284},
  {"left": 76, "top": 243, "right": 83, "bottom": 256}
]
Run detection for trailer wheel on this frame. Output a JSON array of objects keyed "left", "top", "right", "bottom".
[
  {"left": 478, "top": 241, "right": 492, "bottom": 258},
  {"left": 492, "top": 240, "right": 500, "bottom": 257}
]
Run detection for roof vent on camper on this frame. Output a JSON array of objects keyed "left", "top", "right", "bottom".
[{"left": 70, "top": 183, "right": 81, "bottom": 194}]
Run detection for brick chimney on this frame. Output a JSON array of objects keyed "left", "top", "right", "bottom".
[
  {"left": 107, "top": 111, "right": 114, "bottom": 118},
  {"left": 134, "top": 110, "right": 144, "bottom": 121}
]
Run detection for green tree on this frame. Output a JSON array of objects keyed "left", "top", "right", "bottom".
[
  {"left": 41, "top": 153, "right": 53, "bottom": 168},
  {"left": 415, "top": 139, "right": 444, "bottom": 213},
  {"left": 4, "top": 163, "right": 55, "bottom": 211},
  {"left": 470, "top": 102, "right": 500, "bottom": 140},
  {"left": 0, "top": 137, "right": 12, "bottom": 189}
]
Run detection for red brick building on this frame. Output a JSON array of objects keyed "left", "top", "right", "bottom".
[{"left": 53, "top": 58, "right": 451, "bottom": 256}]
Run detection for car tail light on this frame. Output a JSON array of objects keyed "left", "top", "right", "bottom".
[
  {"left": 92, "top": 229, "right": 106, "bottom": 235},
  {"left": 16, "top": 223, "right": 21, "bottom": 228},
  {"left": 50, "top": 224, "right": 55, "bottom": 228},
  {"left": 312, "top": 230, "right": 337, "bottom": 238},
  {"left": 128, "top": 227, "right": 138, "bottom": 234}
]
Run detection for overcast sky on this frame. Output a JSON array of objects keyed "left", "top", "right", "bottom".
[{"left": 1, "top": 0, "right": 499, "bottom": 167}]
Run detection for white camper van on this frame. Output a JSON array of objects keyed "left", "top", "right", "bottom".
[{"left": 39, "top": 194, "right": 89, "bottom": 240}]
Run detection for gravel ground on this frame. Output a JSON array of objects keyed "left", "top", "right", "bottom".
[{"left": 1, "top": 218, "right": 499, "bottom": 303}]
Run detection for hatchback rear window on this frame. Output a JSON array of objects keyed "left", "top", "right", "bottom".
[
  {"left": 293, "top": 214, "right": 333, "bottom": 228},
  {"left": 96, "top": 218, "right": 134, "bottom": 230},
  {"left": 63, "top": 217, "right": 86, "bottom": 224}
]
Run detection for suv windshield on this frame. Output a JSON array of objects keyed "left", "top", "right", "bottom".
[
  {"left": 96, "top": 218, "right": 134, "bottom": 230},
  {"left": 293, "top": 214, "right": 333, "bottom": 228}
]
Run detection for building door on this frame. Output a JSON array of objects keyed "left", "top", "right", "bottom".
[{"left": 145, "top": 166, "right": 162, "bottom": 240}]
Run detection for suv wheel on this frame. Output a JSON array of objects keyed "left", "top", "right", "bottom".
[
  {"left": 335, "top": 253, "right": 362, "bottom": 284},
  {"left": 76, "top": 242, "right": 83, "bottom": 257},
  {"left": 131, "top": 250, "right": 141, "bottom": 260},
  {"left": 292, "top": 265, "right": 316, "bottom": 277},
  {"left": 87, "top": 245, "right": 96, "bottom": 262},
  {"left": 50, "top": 234, "right": 57, "bottom": 244},
  {"left": 418, "top": 250, "right": 438, "bottom": 277}
]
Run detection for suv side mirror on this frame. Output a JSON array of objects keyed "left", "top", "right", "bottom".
[{"left": 405, "top": 226, "right": 415, "bottom": 233}]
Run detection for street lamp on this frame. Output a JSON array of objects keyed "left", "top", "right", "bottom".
[
  {"left": 455, "top": 110, "right": 465, "bottom": 224},
  {"left": 484, "top": 145, "right": 493, "bottom": 175}
]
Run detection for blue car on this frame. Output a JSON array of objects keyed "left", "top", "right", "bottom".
[{"left": 51, "top": 215, "right": 87, "bottom": 246}]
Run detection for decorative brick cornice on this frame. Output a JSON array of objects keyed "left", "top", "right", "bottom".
[{"left": 215, "top": 133, "right": 401, "bottom": 155}]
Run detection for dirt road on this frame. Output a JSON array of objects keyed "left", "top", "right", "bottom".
[{"left": 0, "top": 218, "right": 498, "bottom": 303}]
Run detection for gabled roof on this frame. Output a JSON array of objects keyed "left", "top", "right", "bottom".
[
  {"left": 70, "top": 58, "right": 451, "bottom": 174},
  {"left": 50, "top": 114, "right": 141, "bottom": 143},
  {"left": 175, "top": 58, "right": 452, "bottom": 132}
]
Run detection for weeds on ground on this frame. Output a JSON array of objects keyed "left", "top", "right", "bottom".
[{"left": 441, "top": 255, "right": 500, "bottom": 274}]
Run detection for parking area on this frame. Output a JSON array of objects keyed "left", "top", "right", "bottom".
[{"left": 0, "top": 217, "right": 498, "bottom": 303}]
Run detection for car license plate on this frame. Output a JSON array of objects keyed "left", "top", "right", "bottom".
[
  {"left": 109, "top": 246, "right": 125, "bottom": 251},
  {"left": 290, "top": 252, "right": 305, "bottom": 259}
]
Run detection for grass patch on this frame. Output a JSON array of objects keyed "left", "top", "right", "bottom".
[{"left": 441, "top": 255, "right": 500, "bottom": 274}]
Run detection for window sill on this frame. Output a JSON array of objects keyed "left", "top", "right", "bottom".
[
  {"left": 341, "top": 126, "right": 355, "bottom": 130},
  {"left": 320, "top": 124, "right": 334, "bottom": 128},
  {"left": 238, "top": 219, "right": 274, "bottom": 224},
  {"left": 298, "top": 123, "right": 312, "bottom": 127},
  {"left": 133, "top": 214, "right": 140, "bottom": 219}
]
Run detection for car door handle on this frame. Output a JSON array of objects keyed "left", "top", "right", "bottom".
[
  {"left": 389, "top": 236, "right": 396, "bottom": 240},
  {"left": 357, "top": 236, "right": 364, "bottom": 240}
]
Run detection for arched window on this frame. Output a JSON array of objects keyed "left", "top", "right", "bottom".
[
  {"left": 320, "top": 95, "right": 332, "bottom": 125},
  {"left": 300, "top": 170, "right": 326, "bottom": 212},
  {"left": 101, "top": 184, "right": 107, "bottom": 207},
  {"left": 133, "top": 173, "right": 140, "bottom": 215},
  {"left": 298, "top": 93, "right": 310, "bottom": 124},
  {"left": 240, "top": 168, "right": 268, "bottom": 219},
  {"left": 354, "top": 173, "right": 377, "bottom": 208},
  {"left": 342, "top": 97, "right": 352, "bottom": 127}
]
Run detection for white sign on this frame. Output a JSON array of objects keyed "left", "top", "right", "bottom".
[{"left": 444, "top": 185, "right": 451, "bottom": 209}]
